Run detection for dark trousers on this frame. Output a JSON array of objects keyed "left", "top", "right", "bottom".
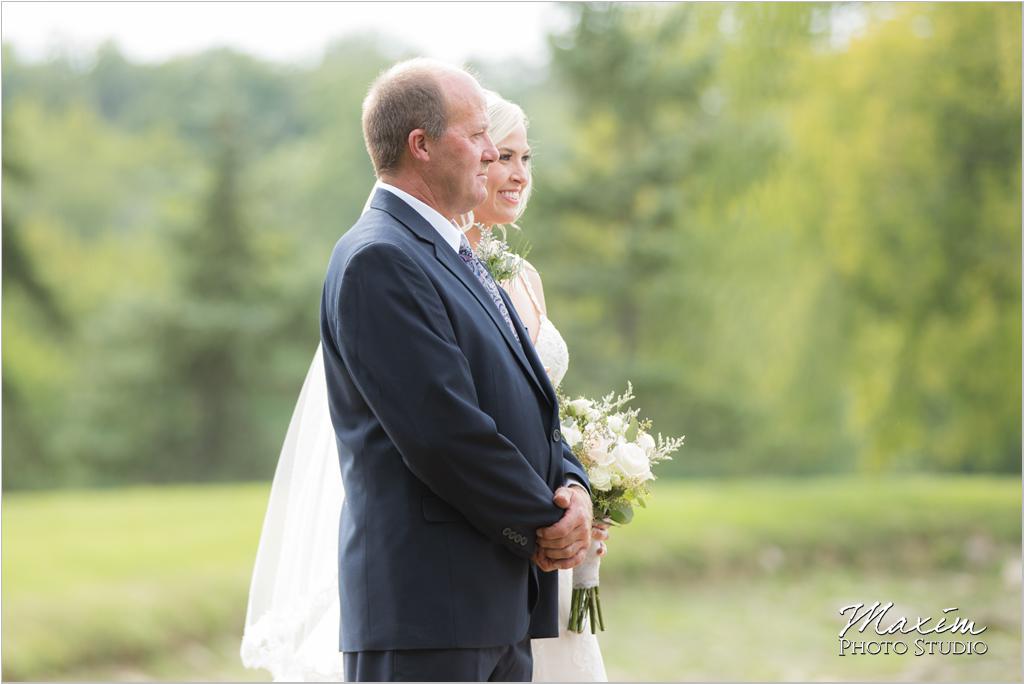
[{"left": 343, "top": 637, "right": 533, "bottom": 682}]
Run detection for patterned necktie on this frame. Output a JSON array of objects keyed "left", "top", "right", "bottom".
[{"left": 458, "top": 235, "right": 521, "bottom": 343}]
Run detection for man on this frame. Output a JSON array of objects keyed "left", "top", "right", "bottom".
[{"left": 320, "top": 58, "right": 593, "bottom": 681}]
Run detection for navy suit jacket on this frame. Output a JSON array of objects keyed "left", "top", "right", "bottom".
[{"left": 320, "top": 188, "right": 590, "bottom": 652}]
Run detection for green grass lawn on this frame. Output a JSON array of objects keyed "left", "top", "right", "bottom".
[
  {"left": 599, "top": 475, "right": 1021, "bottom": 579},
  {"left": 599, "top": 566, "right": 1020, "bottom": 681},
  {"left": 2, "top": 476, "right": 1020, "bottom": 681},
  {"left": 2, "top": 483, "right": 270, "bottom": 681}
]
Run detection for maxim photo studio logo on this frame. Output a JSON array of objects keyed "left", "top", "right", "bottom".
[{"left": 838, "top": 601, "right": 988, "bottom": 657}]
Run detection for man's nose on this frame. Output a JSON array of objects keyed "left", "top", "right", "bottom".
[{"left": 481, "top": 134, "right": 499, "bottom": 163}]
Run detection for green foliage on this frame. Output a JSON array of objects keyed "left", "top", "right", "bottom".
[
  {"left": 792, "top": 4, "right": 1022, "bottom": 473},
  {"left": 0, "top": 3, "right": 1019, "bottom": 486},
  {"left": 533, "top": 2, "right": 1020, "bottom": 476},
  {"left": 0, "top": 45, "right": 393, "bottom": 487},
  {"left": 2, "top": 114, "right": 72, "bottom": 487}
]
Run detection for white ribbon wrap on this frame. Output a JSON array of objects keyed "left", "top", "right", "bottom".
[{"left": 571, "top": 538, "right": 603, "bottom": 589}]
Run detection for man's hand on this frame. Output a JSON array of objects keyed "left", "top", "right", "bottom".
[
  {"left": 593, "top": 521, "right": 610, "bottom": 557},
  {"left": 532, "top": 486, "right": 592, "bottom": 572}
]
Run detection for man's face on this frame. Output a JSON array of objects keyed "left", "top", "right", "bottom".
[{"left": 429, "top": 75, "right": 499, "bottom": 218}]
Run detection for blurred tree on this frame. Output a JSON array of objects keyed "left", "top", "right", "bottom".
[
  {"left": 1, "top": 120, "right": 71, "bottom": 487},
  {"left": 91, "top": 41, "right": 143, "bottom": 123},
  {"left": 160, "top": 114, "right": 264, "bottom": 478},
  {"left": 62, "top": 110, "right": 279, "bottom": 483},
  {"left": 1, "top": 129, "right": 65, "bottom": 327},
  {"left": 537, "top": 3, "right": 836, "bottom": 475},
  {"left": 534, "top": 1, "right": 1019, "bottom": 475},
  {"left": 785, "top": 3, "right": 1022, "bottom": 471}
]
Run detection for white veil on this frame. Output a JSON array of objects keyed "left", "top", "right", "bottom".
[
  {"left": 241, "top": 185, "right": 399, "bottom": 680},
  {"left": 240, "top": 342, "right": 346, "bottom": 681},
  {"left": 241, "top": 183, "right": 399, "bottom": 681}
]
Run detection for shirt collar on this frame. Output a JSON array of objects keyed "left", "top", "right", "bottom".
[{"left": 374, "top": 181, "right": 463, "bottom": 253}]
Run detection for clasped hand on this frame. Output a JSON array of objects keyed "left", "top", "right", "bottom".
[{"left": 532, "top": 486, "right": 609, "bottom": 572}]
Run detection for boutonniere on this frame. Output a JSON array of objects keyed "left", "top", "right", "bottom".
[{"left": 471, "top": 223, "right": 531, "bottom": 285}]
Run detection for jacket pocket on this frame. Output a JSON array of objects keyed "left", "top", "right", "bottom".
[{"left": 421, "top": 495, "right": 462, "bottom": 522}]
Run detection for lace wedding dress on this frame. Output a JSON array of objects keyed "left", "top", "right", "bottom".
[{"left": 241, "top": 267, "right": 607, "bottom": 682}]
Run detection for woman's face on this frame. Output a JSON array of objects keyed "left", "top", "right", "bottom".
[{"left": 473, "top": 123, "right": 531, "bottom": 226}]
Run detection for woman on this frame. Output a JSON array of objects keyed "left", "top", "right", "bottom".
[{"left": 241, "top": 91, "right": 608, "bottom": 682}]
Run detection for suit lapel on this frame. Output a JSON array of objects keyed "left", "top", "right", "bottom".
[
  {"left": 499, "top": 286, "right": 557, "bottom": 408},
  {"left": 369, "top": 189, "right": 552, "bottom": 406}
]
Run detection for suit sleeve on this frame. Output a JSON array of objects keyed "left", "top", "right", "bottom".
[{"left": 327, "top": 242, "right": 564, "bottom": 559}]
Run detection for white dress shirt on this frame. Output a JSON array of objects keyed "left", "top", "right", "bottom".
[{"left": 374, "top": 181, "right": 463, "bottom": 253}]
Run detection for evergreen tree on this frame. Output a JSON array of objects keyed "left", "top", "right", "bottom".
[{"left": 1, "top": 121, "right": 72, "bottom": 487}]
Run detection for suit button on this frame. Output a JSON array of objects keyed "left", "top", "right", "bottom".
[
  {"left": 502, "top": 527, "right": 512, "bottom": 537},
  {"left": 552, "top": 429, "right": 561, "bottom": 442}
]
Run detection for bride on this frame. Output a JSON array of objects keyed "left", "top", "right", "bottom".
[{"left": 241, "top": 91, "right": 608, "bottom": 682}]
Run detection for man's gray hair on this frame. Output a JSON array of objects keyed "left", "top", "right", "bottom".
[{"left": 362, "top": 58, "right": 463, "bottom": 175}]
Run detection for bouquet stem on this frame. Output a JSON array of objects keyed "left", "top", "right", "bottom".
[
  {"left": 567, "top": 539, "right": 604, "bottom": 634},
  {"left": 568, "top": 587, "right": 604, "bottom": 634}
]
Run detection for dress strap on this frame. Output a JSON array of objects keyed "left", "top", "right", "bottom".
[{"left": 517, "top": 262, "right": 546, "bottom": 319}]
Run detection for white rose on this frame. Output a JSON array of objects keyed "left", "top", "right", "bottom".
[
  {"left": 637, "top": 432, "right": 656, "bottom": 455},
  {"left": 569, "top": 399, "right": 593, "bottom": 416},
  {"left": 606, "top": 414, "right": 625, "bottom": 435},
  {"left": 588, "top": 466, "right": 612, "bottom": 491},
  {"left": 612, "top": 442, "right": 651, "bottom": 479},
  {"left": 586, "top": 408, "right": 602, "bottom": 422},
  {"left": 587, "top": 436, "right": 615, "bottom": 467},
  {"left": 562, "top": 424, "right": 582, "bottom": 448}
]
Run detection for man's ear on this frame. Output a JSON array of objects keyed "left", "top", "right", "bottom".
[{"left": 407, "top": 129, "right": 430, "bottom": 163}]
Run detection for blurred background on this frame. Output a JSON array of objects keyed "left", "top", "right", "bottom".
[{"left": 2, "top": 2, "right": 1020, "bottom": 681}]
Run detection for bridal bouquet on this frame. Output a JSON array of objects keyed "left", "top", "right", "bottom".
[{"left": 558, "top": 383, "right": 684, "bottom": 633}]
